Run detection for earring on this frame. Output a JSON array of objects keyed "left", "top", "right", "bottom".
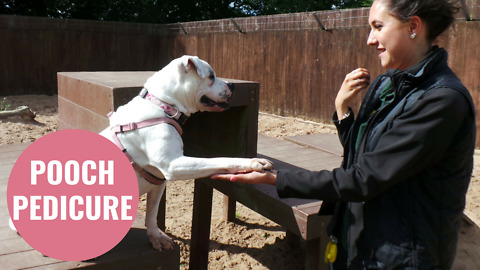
[{"left": 410, "top": 32, "right": 417, "bottom": 39}]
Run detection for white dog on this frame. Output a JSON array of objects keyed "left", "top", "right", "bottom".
[{"left": 99, "top": 55, "right": 273, "bottom": 251}]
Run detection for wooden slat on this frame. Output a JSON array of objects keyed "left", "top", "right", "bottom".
[
  {"left": 0, "top": 143, "right": 30, "bottom": 165},
  {"left": 0, "top": 249, "right": 60, "bottom": 269},
  {"left": 0, "top": 237, "right": 33, "bottom": 255},
  {"left": 285, "top": 133, "right": 343, "bottom": 156},
  {"left": 258, "top": 134, "right": 342, "bottom": 171}
]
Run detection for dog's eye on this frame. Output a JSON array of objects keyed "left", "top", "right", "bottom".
[{"left": 209, "top": 74, "right": 215, "bottom": 80}]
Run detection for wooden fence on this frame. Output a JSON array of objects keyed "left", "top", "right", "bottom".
[
  {"left": 161, "top": 4, "right": 480, "bottom": 124},
  {"left": 1, "top": 1, "right": 479, "bottom": 132}
]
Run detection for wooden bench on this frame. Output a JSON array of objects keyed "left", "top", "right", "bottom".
[{"left": 190, "top": 134, "right": 342, "bottom": 270}]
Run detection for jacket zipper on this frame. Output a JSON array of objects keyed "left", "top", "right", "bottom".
[{"left": 347, "top": 77, "right": 401, "bottom": 265}]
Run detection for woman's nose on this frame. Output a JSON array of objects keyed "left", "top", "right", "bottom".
[{"left": 367, "top": 30, "right": 377, "bottom": 46}]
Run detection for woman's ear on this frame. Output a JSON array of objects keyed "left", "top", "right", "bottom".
[{"left": 408, "top": 15, "right": 423, "bottom": 37}]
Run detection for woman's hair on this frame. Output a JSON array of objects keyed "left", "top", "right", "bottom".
[{"left": 380, "top": 0, "right": 459, "bottom": 42}]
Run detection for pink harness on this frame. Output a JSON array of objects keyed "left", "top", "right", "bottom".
[{"left": 107, "top": 88, "right": 187, "bottom": 185}]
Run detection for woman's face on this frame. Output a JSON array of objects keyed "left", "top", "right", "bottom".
[{"left": 367, "top": 0, "right": 418, "bottom": 70}]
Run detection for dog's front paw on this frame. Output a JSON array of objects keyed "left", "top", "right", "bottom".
[
  {"left": 250, "top": 158, "right": 274, "bottom": 172},
  {"left": 147, "top": 228, "right": 174, "bottom": 251}
]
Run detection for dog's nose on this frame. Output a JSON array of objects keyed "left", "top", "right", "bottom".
[{"left": 227, "top": 82, "right": 234, "bottom": 92}]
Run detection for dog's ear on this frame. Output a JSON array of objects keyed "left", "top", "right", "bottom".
[{"left": 183, "top": 56, "right": 208, "bottom": 78}]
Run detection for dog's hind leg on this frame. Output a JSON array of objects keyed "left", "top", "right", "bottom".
[{"left": 145, "top": 182, "right": 174, "bottom": 251}]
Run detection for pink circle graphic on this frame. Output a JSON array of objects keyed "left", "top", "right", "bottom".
[{"left": 7, "top": 129, "right": 139, "bottom": 261}]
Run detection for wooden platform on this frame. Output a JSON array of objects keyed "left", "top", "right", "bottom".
[
  {"left": 189, "top": 134, "right": 343, "bottom": 270},
  {"left": 0, "top": 143, "right": 180, "bottom": 270}
]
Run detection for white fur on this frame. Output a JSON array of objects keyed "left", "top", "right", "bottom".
[{"left": 99, "top": 55, "right": 273, "bottom": 251}]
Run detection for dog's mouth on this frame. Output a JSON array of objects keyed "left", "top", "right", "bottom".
[{"left": 200, "top": 95, "right": 230, "bottom": 109}]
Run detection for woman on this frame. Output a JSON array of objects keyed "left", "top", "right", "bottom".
[{"left": 213, "top": 0, "right": 476, "bottom": 269}]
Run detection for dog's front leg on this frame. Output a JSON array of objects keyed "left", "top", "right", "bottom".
[
  {"left": 163, "top": 156, "right": 274, "bottom": 180},
  {"left": 145, "top": 182, "right": 174, "bottom": 251}
]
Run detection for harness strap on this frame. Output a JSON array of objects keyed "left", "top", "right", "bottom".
[
  {"left": 112, "top": 117, "right": 183, "bottom": 136},
  {"left": 132, "top": 163, "right": 166, "bottom": 186},
  {"left": 107, "top": 124, "right": 166, "bottom": 185}
]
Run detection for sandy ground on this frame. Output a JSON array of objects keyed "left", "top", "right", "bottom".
[{"left": 1, "top": 95, "right": 479, "bottom": 269}]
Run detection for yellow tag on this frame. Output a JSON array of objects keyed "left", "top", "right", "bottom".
[{"left": 324, "top": 240, "right": 337, "bottom": 263}]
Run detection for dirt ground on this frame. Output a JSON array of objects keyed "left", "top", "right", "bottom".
[{"left": 1, "top": 95, "right": 479, "bottom": 269}]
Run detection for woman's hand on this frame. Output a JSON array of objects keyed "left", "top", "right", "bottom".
[
  {"left": 211, "top": 170, "right": 277, "bottom": 185},
  {"left": 335, "top": 68, "right": 370, "bottom": 117}
]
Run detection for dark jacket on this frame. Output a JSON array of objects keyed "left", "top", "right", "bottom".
[{"left": 276, "top": 47, "right": 476, "bottom": 269}]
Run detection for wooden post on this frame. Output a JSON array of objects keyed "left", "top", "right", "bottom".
[
  {"left": 223, "top": 195, "right": 236, "bottom": 221},
  {"left": 189, "top": 179, "right": 213, "bottom": 270}
]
